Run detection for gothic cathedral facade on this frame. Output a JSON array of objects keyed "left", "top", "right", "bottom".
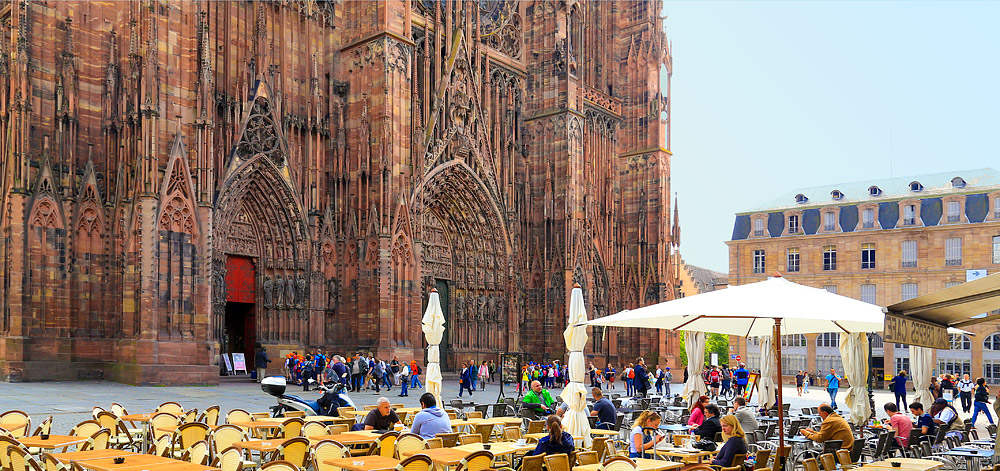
[{"left": 0, "top": 0, "right": 679, "bottom": 384}]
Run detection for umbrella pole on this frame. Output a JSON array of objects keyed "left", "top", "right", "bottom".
[{"left": 774, "top": 319, "right": 786, "bottom": 471}]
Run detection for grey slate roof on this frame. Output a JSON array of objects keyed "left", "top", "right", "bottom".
[
  {"left": 683, "top": 263, "right": 728, "bottom": 294},
  {"left": 738, "top": 168, "right": 1000, "bottom": 214}
]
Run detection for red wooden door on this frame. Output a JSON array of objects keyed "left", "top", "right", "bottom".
[{"left": 225, "top": 256, "right": 256, "bottom": 303}]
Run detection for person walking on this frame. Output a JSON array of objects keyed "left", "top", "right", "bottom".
[
  {"left": 410, "top": 360, "right": 422, "bottom": 389},
  {"left": 254, "top": 342, "right": 270, "bottom": 383},
  {"left": 733, "top": 363, "right": 749, "bottom": 397},
  {"left": 795, "top": 370, "right": 805, "bottom": 397},
  {"left": 634, "top": 358, "right": 650, "bottom": 397},
  {"left": 664, "top": 367, "right": 673, "bottom": 396},
  {"left": 972, "top": 377, "right": 994, "bottom": 425},
  {"left": 478, "top": 361, "right": 489, "bottom": 391},
  {"left": 398, "top": 363, "right": 410, "bottom": 397},
  {"left": 826, "top": 368, "right": 842, "bottom": 409},
  {"left": 891, "top": 371, "right": 908, "bottom": 411},
  {"left": 958, "top": 374, "right": 975, "bottom": 413},
  {"left": 803, "top": 371, "right": 810, "bottom": 393},
  {"left": 459, "top": 361, "right": 475, "bottom": 397}
]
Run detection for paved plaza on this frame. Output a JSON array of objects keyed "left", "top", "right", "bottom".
[{"left": 1, "top": 377, "right": 987, "bottom": 434}]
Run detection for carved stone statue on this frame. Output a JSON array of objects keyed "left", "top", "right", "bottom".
[
  {"left": 478, "top": 293, "right": 487, "bottom": 319},
  {"left": 327, "top": 277, "right": 339, "bottom": 310},
  {"left": 454, "top": 295, "right": 464, "bottom": 319},
  {"left": 263, "top": 276, "right": 274, "bottom": 308},
  {"left": 286, "top": 275, "right": 296, "bottom": 308},
  {"left": 296, "top": 276, "right": 307, "bottom": 308},
  {"left": 275, "top": 276, "right": 285, "bottom": 308}
]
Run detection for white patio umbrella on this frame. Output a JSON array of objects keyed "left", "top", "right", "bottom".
[
  {"left": 583, "top": 274, "right": 885, "bottom": 457},
  {"left": 682, "top": 332, "right": 707, "bottom": 406},
  {"left": 909, "top": 346, "right": 934, "bottom": 408},
  {"left": 422, "top": 288, "right": 446, "bottom": 406},
  {"left": 560, "top": 284, "right": 592, "bottom": 447},
  {"left": 840, "top": 333, "right": 871, "bottom": 424},
  {"left": 759, "top": 336, "right": 777, "bottom": 408}
]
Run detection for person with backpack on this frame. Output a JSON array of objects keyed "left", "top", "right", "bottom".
[
  {"left": 301, "top": 354, "right": 316, "bottom": 390},
  {"left": 733, "top": 363, "right": 749, "bottom": 397},
  {"left": 314, "top": 350, "right": 327, "bottom": 384},
  {"left": 664, "top": 367, "right": 673, "bottom": 396},
  {"left": 410, "top": 360, "right": 422, "bottom": 388},
  {"left": 398, "top": 363, "right": 410, "bottom": 397},
  {"left": 654, "top": 365, "right": 664, "bottom": 395},
  {"left": 708, "top": 366, "right": 722, "bottom": 398},
  {"left": 721, "top": 366, "right": 732, "bottom": 396},
  {"left": 605, "top": 364, "right": 616, "bottom": 390},
  {"left": 624, "top": 364, "right": 634, "bottom": 396}
]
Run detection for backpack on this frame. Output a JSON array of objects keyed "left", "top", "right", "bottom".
[
  {"left": 315, "top": 355, "right": 326, "bottom": 369},
  {"left": 627, "top": 369, "right": 635, "bottom": 379},
  {"left": 710, "top": 370, "right": 720, "bottom": 382}
]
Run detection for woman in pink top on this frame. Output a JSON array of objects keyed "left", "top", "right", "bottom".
[{"left": 688, "top": 395, "right": 710, "bottom": 427}]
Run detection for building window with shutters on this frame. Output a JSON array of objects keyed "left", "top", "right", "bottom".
[
  {"left": 861, "top": 284, "right": 876, "bottom": 304},
  {"left": 947, "top": 201, "right": 962, "bottom": 223},
  {"left": 753, "top": 249, "right": 765, "bottom": 274},
  {"left": 788, "top": 215, "right": 799, "bottom": 234},
  {"left": 823, "top": 246, "right": 837, "bottom": 271},
  {"left": 903, "top": 204, "right": 917, "bottom": 226},
  {"left": 902, "top": 282, "right": 918, "bottom": 301},
  {"left": 753, "top": 218, "right": 765, "bottom": 237},
  {"left": 901, "top": 240, "right": 918, "bottom": 268},
  {"left": 861, "top": 243, "right": 875, "bottom": 269},
  {"left": 786, "top": 248, "right": 800, "bottom": 272},
  {"left": 862, "top": 208, "right": 876, "bottom": 229},
  {"left": 945, "top": 238, "right": 962, "bottom": 266}
]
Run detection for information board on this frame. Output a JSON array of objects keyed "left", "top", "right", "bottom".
[
  {"left": 222, "top": 354, "right": 234, "bottom": 375},
  {"left": 500, "top": 353, "right": 521, "bottom": 384},
  {"left": 232, "top": 353, "right": 248, "bottom": 375},
  {"left": 883, "top": 312, "right": 949, "bottom": 349},
  {"left": 744, "top": 372, "right": 760, "bottom": 401}
]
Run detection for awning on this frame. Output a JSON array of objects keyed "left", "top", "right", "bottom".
[{"left": 883, "top": 272, "right": 1000, "bottom": 348}]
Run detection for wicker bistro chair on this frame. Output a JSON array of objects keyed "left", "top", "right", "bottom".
[
  {"left": 182, "top": 441, "right": 211, "bottom": 466},
  {"left": 526, "top": 420, "right": 545, "bottom": 435},
  {"left": 79, "top": 429, "right": 111, "bottom": 452},
  {"left": 466, "top": 412, "right": 483, "bottom": 420},
  {"left": 40, "top": 452, "right": 72, "bottom": 471},
  {"left": 31, "top": 417, "right": 52, "bottom": 437},
  {"left": 519, "top": 454, "right": 544, "bottom": 471},
  {"left": 835, "top": 450, "right": 854, "bottom": 470},
  {"left": 327, "top": 424, "right": 349, "bottom": 434},
  {"left": 369, "top": 432, "right": 400, "bottom": 458},
  {"left": 258, "top": 460, "right": 299, "bottom": 471},
  {"left": 597, "top": 457, "right": 638, "bottom": 471},
  {"left": 577, "top": 451, "right": 599, "bottom": 466},
  {"left": 148, "top": 413, "right": 179, "bottom": 443},
  {"left": 8, "top": 442, "right": 44, "bottom": 471},
  {"left": 211, "top": 425, "right": 249, "bottom": 457},
  {"left": 818, "top": 453, "right": 838, "bottom": 471},
  {"left": 459, "top": 434, "right": 482, "bottom": 445},
  {"left": 226, "top": 410, "right": 253, "bottom": 426},
  {"left": 0, "top": 436, "right": 28, "bottom": 471},
  {"left": 425, "top": 438, "right": 443, "bottom": 449},
  {"left": 181, "top": 409, "right": 199, "bottom": 424},
  {"left": 591, "top": 436, "right": 609, "bottom": 461},
  {"left": 802, "top": 458, "right": 820, "bottom": 471},
  {"left": 394, "top": 433, "right": 428, "bottom": 460},
  {"left": 300, "top": 422, "right": 328, "bottom": 439},
  {"left": 543, "top": 454, "right": 571, "bottom": 471},
  {"left": 502, "top": 427, "right": 521, "bottom": 442},
  {"left": 149, "top": 435, "right": 172, "bottom": 457},
  {"left": 277, "top": 419, "right": 304, "bottom": 439},
  {"left": 200, "top": 406, "right": 221, "bottom": 426},
  {"left": 454, "top": 450, "right": 494, "bottom": 471},
  {"left": 754, "top": 449, "right": 771, "bottom": 470},
  {"left": 211, "top": 446, "right": 245, "bottom": 471},
  {"left": 394, "top": 454, "right": 433, "bottom": 471},
  {"left": 336, "top": 407, "right": 355, "bottom": 418},
  {"left": 282, "top": 411, "right": 305, "bottom": 419},
  {"left": 0, "top": 412, "right": 30, "bottom": 439},
  {"left": 435, "top": 432, "right": 460, "bottom": 448},
  {"left": 274, "top": 437, "right": 311, "bottom": 469},
  {"left": 174, "top": 422, "right": 211, "bottom": 453},
  {"left": 156, "top": 403, "right": 184, "bottom": 416},
  {"left": 473, "top": 423, "right": 495, "bottom": 443},
  {"left": 311, "top": 440, "right": 350, "bottom": 471}
]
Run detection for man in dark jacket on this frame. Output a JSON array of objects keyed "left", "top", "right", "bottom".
[
  {"left": 254, "top": 342, "right": 270, "bottom": 383},
  {"left": 459, "top": 360, "right": 476, "bottom": 397},
  {"left": 633, "top": 358, "right": 650, "bottom": 397},
  {"left": 693, "top": 404, "right": 722, "bottom": 441}
]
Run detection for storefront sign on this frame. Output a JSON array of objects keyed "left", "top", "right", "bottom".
[{"left": 883, "top": 312, "right": 948, "bottom": 349}]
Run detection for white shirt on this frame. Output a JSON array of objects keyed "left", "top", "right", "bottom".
[
  {"left": 936, "top": 407, "right": 957, "bottom": 425},
  {"left": 958, "top": 379, "right": 974, "bottom": 392}
]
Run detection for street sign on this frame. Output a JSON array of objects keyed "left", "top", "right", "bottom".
[
  {"left": 968, "top": 269, "right": 988, "bottom": 282},
  {"left": 730, "top": 354, "right": 737, "bottom": 359},
  {"left": 883, "top": 312, "right": 949, "bottom": 349},
  {"left": 711, "top": 353, "right": 719, "bottom": 366},
  {"left": 736, "top": 355, "right": 742, "bottom": 362}
]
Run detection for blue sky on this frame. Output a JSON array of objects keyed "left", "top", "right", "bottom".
[{"left": 662, "top": 1, "right": 1000, "bottom": 273}]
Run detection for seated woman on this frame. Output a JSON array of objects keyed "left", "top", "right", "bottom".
[
  {"left": 629, "top": 411, "right": 666, "bottom": 459},
  {"left": 712, "top": 415, "right": 748, "bottom": 468},
  {"left": 688, "top": 395, "right": 710, "bottom": 427},
  {"left": 528, "top": 415, "right": 575, "bottom": 456}
]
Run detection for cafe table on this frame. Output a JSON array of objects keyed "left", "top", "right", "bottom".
[
  {"left": 232, "top": 439, "right": 289, "bottom": 456},
  {"left": 69, "top": 454, "right": 176, "bottom": 471},
  {"left": 454, "top": 441, "right": 535, "bottom": 457},
  {"left": 589, "top": 429, "right": 620, "bottom": 436},
  {"left": 0, "top": 423, "right": 27, "bottom": 434},
  {"left": 19, "top": 435, "right": 90, "bottom": 450},
  {"left": 524, "top": 433, "right": 583, "bottom": 442},
  {"left": 940, "top": 448, "right": 993, "bottom": 471},
  {"left": 255, "top": 416, "right": 342, "bottom": 423},
  {"left": 573, "top": 458, "right": 684, "bottom": 471},
  {"left": 325, "top": 456, "right": 400, "bottom": 471},
  {"left": 653, "top": 445, "right": 718, "bottom": 463},
  {"left": 307, "top": 432, "right": 380, "bottom": 446},
  {"left": 50, "top": 450, "right": 139, "bottom": 463},
  {"left": 400, "top": 448, "right": 476, "bottom": 469},
  {"left": 863, "top": 459, "right": 945, "bottom": 471}
]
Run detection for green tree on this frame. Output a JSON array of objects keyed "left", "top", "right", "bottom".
[{"left": 679, "top": 332, "right": 731, "bottom": 366}]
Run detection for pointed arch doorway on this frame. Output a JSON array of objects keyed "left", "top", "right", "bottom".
[{"left": 223, "top": 255, "right": 256, "bottom": 373}]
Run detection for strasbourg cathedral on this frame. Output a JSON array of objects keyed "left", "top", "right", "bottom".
[{"left": 0, "top": 0, "right": 681, "bottom": 384}]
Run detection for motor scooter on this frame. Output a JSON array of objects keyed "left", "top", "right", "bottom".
[{"left": 261, "top": 376, "right": 356, "bottom": 417}]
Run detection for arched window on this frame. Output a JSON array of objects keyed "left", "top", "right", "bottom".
[
  {"left": 909, "top": 181, "right": 924, "bottom": 192},
  {"left": 795, "top": 194, "right": 808, "bottom": 204},
  {"left": 816, "top": 333, "right": 840, "bottom": 348},
  {"left": 985, "top": 333, "right": 1000, "bottom": 351},
  {"left": 950, "top": 334, "right": 971, "bottom": 350}
]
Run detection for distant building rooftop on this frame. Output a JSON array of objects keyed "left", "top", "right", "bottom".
[
  {"left": 682, "top": 262, "right": 728, "bottom": 294},
  {"left": 738, "top": 168, "right": 1000, "bottom": 214}
]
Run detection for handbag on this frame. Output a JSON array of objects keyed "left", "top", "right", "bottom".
[{"left": 693, "top": 439, "right": 717, "bottom": 451}]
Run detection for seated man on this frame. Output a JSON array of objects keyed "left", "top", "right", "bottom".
[
  {"left": 800, "top": 404, "right": 854, "bottom": 450},
  {"left": 410, "top": 392, "right": 452, "bottom": 439},
  {"left": 523, "top": 380, "right": 556, "bottom": 415},
  {"left": 591, "top": 388, "right": 618, "bottom": 430},
  {"left": 909, "top": 402, "right": 935, "bottom": 442},
  {"left": 731, "top": 396, "right": 758, "bottom": 435},
  {"left": 691, "top": 404, "right": 722, "bottom": 441},
  {"left": 363, "top": 397, "right": 400, "bottom": 431},
  {"left": 884, "top": 402, "right": 912, "bottom": 448}
]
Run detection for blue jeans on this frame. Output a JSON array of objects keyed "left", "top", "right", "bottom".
[
  {"left": 382, "top": 372, "right": 392, "bottom": 389},
  {"left": 411, "top": 375, "right": 422, "bottom": 388},
  {"left": 828, "top": 388, "right": 838, "bottom": 408},
  {"left": 400, "top": 379, "right": 408, "bottom": 396},
  {"left": 973, "top": 401, "right": 994, "bottom": 424}
]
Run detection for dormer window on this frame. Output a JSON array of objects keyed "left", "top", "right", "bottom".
[
  {"left": 869, "top": 186, "right": 882, "bottom": 196},
  {"left": 795, "top": 194, "right": 808, "bottom": 204},
  {"left": 831, "top": 190, "right": 844, "bottom": 200},
  {"left": 952, "top": 177, "right": 967, "bottom": 188},
  {"left": 910, "top": 181, "right": 924, "bottom": 192}
]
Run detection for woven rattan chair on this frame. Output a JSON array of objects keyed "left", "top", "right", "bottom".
[
  {"left": 802, "top": 458, "right": 820, "bottom": 471},
  {"left": 598, "top": 457, "right": 638, "bottom": 471},
  {"left": 79, "top": 429, "right": 111, "bottom": 451},
  {"left": 363, "top": 405, "right": 379, "bottom": 411},
  {"left": 336, "top": 407, "right": 355, "bottom": 418},
  {"left": 250, "top": 413, "right": 270, "bottom": 421},
  {"left": 312, "top": 440, "right": 350, "bottom": 471},
  {"left": 466, "top": 412, "right": 483, "bottom": 419},
  {"left": 40, "top": 452, "right": 71, "bottom": 471},
  {"left": 0, "top": 437, "right": 28, "bottom": 471},
  {"left": 275, "top": 437, "right": 310, "bottom": 468},
  {"left": 282, "top": 411, "right": 305, "bottom": 418},
  {"left": 226, "top": 409, "right": 253, "bottom": 426},
  {"left": 327, "top": 424, "right": 349, "bottom": 434},
  {"left": 277, "top": 419, "right": 304, "bottom": 439},
  {"left": 175, "top": 422, "right": 211, "bottom": 454},
  {"left": 0, "top": 412, "right": 30, "bottom": 439},
  {"left": 425, "top": 438, "right": 443, "bottom": 449},
  {"left": 149, "top": 413, "right": 179, "bottom": 442},
  {"left": 181, "top": 409, "right": 199, "bottom": 424},
  {"left": 211, "top": 446, "right": 244, "bottom": 471},
  {"left": 591, "top": 436, "right": 608, "bottom": 461},
  {"left": 149, "top": 435, "right": 172, "bottom": 457},
  {"left": 459, "top": 434, "right": 482, "bottom": 445},
  {"left": 394, "top": 454, "right": 433, "bottom": 471},
  {"left": 156, "top": 402, "right": 184, "bottom": 416},
  {"left": 7, "top": 443, "right": 43, "bottom": 471},
  {"left": 526, "top": 420, "right": 545, "bottom": 434},
  {"left": 754, "top": 449, "right": 771, "bottom": 470},
  {"left": 818, "top": 453, "right": 837, "bottom": 471},
  {"left": 182, "top": 440, "right": 210, "bottom": 466},
  {"left": 394, "top": 433, "right": 428, "bottom": 460},
  {"left": 473, "top": 423, "right": 494, "bottom": 444},
  {"left": 200, "top": 406, "right": 221, "bottom": 426},
  {"left": 369, "top": 432, "right": 399, "bottom": 458},
  {"left": 577, "top": 451, "right": 599, "bottom": 465},
  {"left": 30, "top": 417, "right": 52, "bottom": 437},
  {"left": 835, "top": 449, "right": 854, "bottom": 469},
  {"left": 259, "top": 460, "right": 298, "bottom": 471},
  {"left": 211, "top": 425, "right": 248, "bottom": 456},
  {"left": 454, "top": 450, "right": 494, "bottom": 471},
  {"left": 435, "top": 432, "right": 460, "bottom": 448},
  {"left": 300, "top": 422, "right": 327, "bottom": 439},
  {"left": 520, "top": 454, "right": 544, "bottom": 471},
  {"left": 543, "top": 453, "right": 571, "bottom": 471},
  {"left": 502, "top": 427, "right": 521, "bottom": 442}
]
